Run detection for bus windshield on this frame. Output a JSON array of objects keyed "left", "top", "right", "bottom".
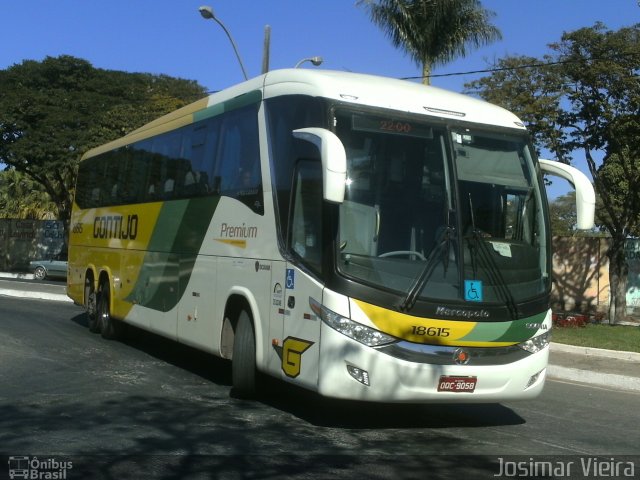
[{"left": 334, "top": 109, "right": 549, "bottom": 309}]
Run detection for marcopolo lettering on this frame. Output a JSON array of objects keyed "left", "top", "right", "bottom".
[
  {"left": 220, "top": 223, "right": 258, "bottom": 239},
  {"left": 93, "top": 214, "right": 138, "bottom": 240},
  {"left": 436, "top": 306, "right": 490, "bottom": 319}
]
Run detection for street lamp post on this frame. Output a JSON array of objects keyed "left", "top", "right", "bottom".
[
  {"left": 198, "top": 5, "right": 248, "bottom": 81},
  {"left": 294, "top": 56, "right": 323, "bottom": 68}
]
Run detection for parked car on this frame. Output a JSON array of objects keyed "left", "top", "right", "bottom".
[{"left": 29, "top": 252, "right": 68, "bottom": 280}]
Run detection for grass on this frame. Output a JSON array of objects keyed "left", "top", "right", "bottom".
[{"left": 552, "top": 323, "right": 640, "bottom": 353}]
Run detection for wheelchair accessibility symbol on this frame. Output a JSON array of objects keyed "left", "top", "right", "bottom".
[
  {"left": 286, "top": 268, "right": 295, "bottom": 290},
  {"left": 464, "top": 280, "right": 483, "bottom": 302}
]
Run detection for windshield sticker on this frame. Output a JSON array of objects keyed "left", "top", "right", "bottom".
[
  {"left": 490, "top": 241, "right": 512, "bottom": 258},
  {"left": 464, "top": 280, "right": 483, "bottom": 302}
]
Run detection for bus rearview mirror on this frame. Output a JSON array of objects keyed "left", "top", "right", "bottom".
[
  {"left": 292, "top": 128, "right": 347, "bottom": 203},
  {"left": 539, "top": 159, "right": 595, "bottom": 230}
]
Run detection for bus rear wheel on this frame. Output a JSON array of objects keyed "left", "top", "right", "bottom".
[
  {"left": 231, "top": 310, "right": 257, "bottom": 399},
  {"left": 85, "top": 279, "right": 100, "bottom": 333},
  {"left": 97, "top": 280, "right": 122, "bottom": 340}
]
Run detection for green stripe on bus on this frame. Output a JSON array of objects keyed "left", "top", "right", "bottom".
[
  {"left": 458, "top": 311, "right": 547, "bottom": 343},
  {"left": 494, "top": 311, "right": 547, "bottom": 343},
  {"left": 457, "top": 320, "right": 512, "bottom": 342},
  {"left": 127, "top": 196, "right": 220, "bottom": 312}
]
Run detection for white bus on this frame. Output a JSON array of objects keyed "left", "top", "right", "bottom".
[{"left": 68, "top": 69, "right": 594, "bottom": 402}]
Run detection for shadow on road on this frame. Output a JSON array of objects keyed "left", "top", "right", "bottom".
[
  {"left": 259, "top": 378, "right": 525, "bottom": 429},
  {"left": 70, "top": 312, "right": 232, "bottom": 386},
  {"left": 70, "top": 311, "right": 524, "bottom": 431},
  {"left": 0, "top": 312, "right": 527, "bottom": 478},
  {"left": 70, "top": 311, "right": 525, "bottom": 426}
]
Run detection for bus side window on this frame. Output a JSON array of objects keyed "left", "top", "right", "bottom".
[
  {"left": 289, "top": 160, "right": 323, "bottom": 274},
  {"left": 216, "top": 104, "right": 262, "bottom": 213}
]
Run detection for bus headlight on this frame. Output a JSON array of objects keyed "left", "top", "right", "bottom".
[
  {"left": 518, "top": 330, "right": 551, "bottom": 354},
  {"left": 309, "top": 298, "right": 396, "bottom": 347}
]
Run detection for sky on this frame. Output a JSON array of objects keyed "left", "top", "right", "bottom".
[{"left": 2, "top": 0, "right": 639, "bottom": 198}]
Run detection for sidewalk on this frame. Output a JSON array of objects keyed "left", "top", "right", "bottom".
[
  {"left": 1, "top": 271, "right": 639, "bottom": 392},
  {"left": 548, "top": 343, "right": 640, "bottom": 392},
  {"left": 0, "top": 272, "right": 71, "bottom": 302}
]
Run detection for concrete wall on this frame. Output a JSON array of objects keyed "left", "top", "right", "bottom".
[
  {"left": 551, "top": 236, "right": 640, "bottom": 317},
  {"left": 0, "top": 219, "right": 66, "bottom": 271},
  {"left": 551, "top": 237, "right": 609, "bottom": 314}
]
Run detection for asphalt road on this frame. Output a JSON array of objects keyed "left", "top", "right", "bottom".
[{"left": 1, "top": 295, "right": 639, "bottom": 479}]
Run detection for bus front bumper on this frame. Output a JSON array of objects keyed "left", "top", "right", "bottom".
[{"left": 317, "top": 324, "right": 548, "bottom": 403}]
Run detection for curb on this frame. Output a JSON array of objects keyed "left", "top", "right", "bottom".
[
  {"left": 550, "top": 342, "right": 640, "bottom": 362},
  {"left": 548, "top": 343, "right": 640, "bottom": 393},
  {"left": 547, "top": 364, "right": 640, "bottom": 392},
  {"left": 0, "top": 287, "right": 72, "bottom": 303},
  {"left": 0, "top": 272, "right": 35, "bottom": 280}
]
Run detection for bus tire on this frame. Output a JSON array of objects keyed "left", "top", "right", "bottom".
[
  {"left": 86, "top": 279, "right": 100, "bottom": 333},
  {"left": 97, "top": 280, "right": 122, "bottom": 340},
  {"left": 231, "top": 310, "right": 257, "bottom": 399}
]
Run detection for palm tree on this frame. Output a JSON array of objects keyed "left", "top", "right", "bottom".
[
  {"left": 0, "top": 169, "right": 58, "bottom": 219},
  {"left": 359, "top": 0, "right": 502, "bottom": 84}
]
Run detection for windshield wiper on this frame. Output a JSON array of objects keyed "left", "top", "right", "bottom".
[
  {"left": 398, "top": 220, "right": 454, "bottom": 313},
  {"left": 467, "top": 194, "right": 519, "bottom": 319}
]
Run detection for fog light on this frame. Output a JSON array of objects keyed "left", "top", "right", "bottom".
[
  {"left": 525, "top": 369, "right": 544, "bottom": 389},
  {"left": 346, "top": 365, "right": 370, "bottom": 386}
]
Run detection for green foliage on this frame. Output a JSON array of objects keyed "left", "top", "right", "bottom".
[
  {"left": 465, "top": 22, "right": 640, "bottom": 323},
  {"left": 549, "top": 191, "right": 608, "bottom": 237},
  {"left": 0, "top": 55, "right": 207, "bottom": 224},
  {"left": 549, "top": 192, "right": 578, "bottom": 236},
  {"left": 465, "top": 55, "right": 572, "bottom": 162},
  {"left": 552, "top": 324, "right": 640, "bottom": 353},
  {"left": 358, "top": 0, "right": 501, "bottom": 83},
  {"left": 0, "top": 169, "right": 57, "bottom": 219}
]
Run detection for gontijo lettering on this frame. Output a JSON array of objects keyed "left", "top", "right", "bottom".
[
  {"left": 220, "top": 223, "right": 257, "bottom": 238},
  {"left": 93, "top": 214, "right": 138, "bottom": 240}
]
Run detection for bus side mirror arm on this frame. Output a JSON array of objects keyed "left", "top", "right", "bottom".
[
  {"left": 293, "top": 128, "right": 347, "bottom": 203},
  {"left": 539, "top": 159, "right": 595, "bottom": 230}
]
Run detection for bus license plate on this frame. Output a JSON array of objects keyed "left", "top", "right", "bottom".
[{"left": 438, "top": 376, "right": 477, "bottom": 393}]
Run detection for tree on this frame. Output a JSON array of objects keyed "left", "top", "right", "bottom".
[
  {"left": 0, "top": 169, "right": 57, "bottom": 219},
  {"left": 466, "top": 23, "right": 640, "bottom": 323},
  {"left": 0, "top": 55, "right": 207, "bottom": 228},
  {"left": 549, "top": 192, "right": 579, "bottom": 237},
  {"left": 358, "top": 0, "right": 501, "bottom": 84},
  {"left": 548, "top": 191, "right": 608, "bottom": 238}
]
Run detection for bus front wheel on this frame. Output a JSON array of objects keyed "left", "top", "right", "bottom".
[{"left": 231, "top": 310, "right": 257, "bottom": 399}]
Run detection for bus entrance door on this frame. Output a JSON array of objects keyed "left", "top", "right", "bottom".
[{"left": 272, "top": 265, "right": 321, "bottom": 390}]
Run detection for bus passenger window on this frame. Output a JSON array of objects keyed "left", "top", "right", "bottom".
[{"left": 216, "top": 104, "right": 262, "bottom": 213}]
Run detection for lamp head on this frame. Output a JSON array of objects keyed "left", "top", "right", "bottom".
[{"left": 198, "top": 5, "right": 215, "bottom": 20}]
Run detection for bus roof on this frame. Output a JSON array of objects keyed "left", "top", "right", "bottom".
[
  {"left": 82, "top": 69, "right": 526, "bottom": 159},
  {"left": 262, "top": 69, "right": 525, "bottom": 130}
]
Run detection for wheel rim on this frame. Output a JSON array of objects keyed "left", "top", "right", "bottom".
[{"left": 35, "top": 267, "right": 46, "bottom": 279}]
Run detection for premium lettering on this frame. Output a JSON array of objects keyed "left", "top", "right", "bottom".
[{"left": 220, "top": 223, "right": 257, "bottom": 239}]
